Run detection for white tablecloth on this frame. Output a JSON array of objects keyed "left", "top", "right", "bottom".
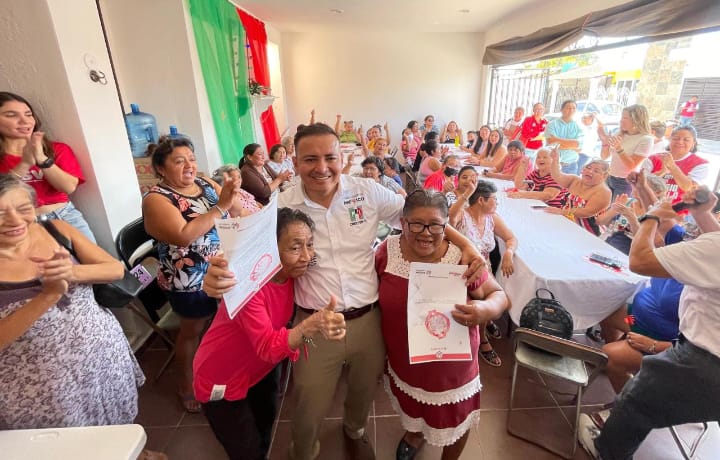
[
  {"left": 485, "top": 178, "right": 648, "bottom": 329},
  {"left": 0, "top": 424, "right": 146, "bottom": 460}
]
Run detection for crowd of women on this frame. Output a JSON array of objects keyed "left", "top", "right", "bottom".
[{"left": 0, "top": 89, "right": 715, "bottom": 460}]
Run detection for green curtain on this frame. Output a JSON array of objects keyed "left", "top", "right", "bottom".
[{"left": 188, "top": 0, "right": 254, "bottom": 165}]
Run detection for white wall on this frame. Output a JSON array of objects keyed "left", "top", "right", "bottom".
[
  {"left": 0, "top": 0, "right": 142, "bottom": 251},
  {"left": 99, "top": 0, "right": 221, "bottom": 173},
  {"left": 280, "top": 31, "right": 485, "bottom": 141}
]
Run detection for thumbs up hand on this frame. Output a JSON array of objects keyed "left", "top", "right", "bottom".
[{"left": 319, "top": 295, "right": 346, "bottom": 341}]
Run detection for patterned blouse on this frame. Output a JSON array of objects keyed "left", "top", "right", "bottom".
[
  {"left": 148, "top": 177, "right": 222, "bottom": 292},
  {"left": 557, "top": 190, "right": 601, "bottom": 236},
  {"left": 0, "top": 280, "right": 144, "bottom": 429}
]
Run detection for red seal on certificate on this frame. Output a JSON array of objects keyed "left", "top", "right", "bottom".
[
  {"left": 250, "top": 253, "right": 272, "bottom": 282},
  {"left": 425, "top": 309, "right": 450, "bottom": 339}
]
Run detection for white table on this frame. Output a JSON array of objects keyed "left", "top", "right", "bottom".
[
  {"left": 484, "top": 178, "right": 648, "bottom": 329},
  {"left": 0, "top": 424, "right": 146, "bottom": 460}
]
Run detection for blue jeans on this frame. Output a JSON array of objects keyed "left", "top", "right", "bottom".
[
  {"left": 577, "top": 153, "right": 591, "bottom": 172},
  {"left": 596, "top": 336, "right": 720, "bottom": 460},
  {"left": 679, "top": 116, "right": 694, "bottom": 126},
  {"left": 41, "top": 201, "right": 96, "bottom": 243},
  {"left": 561, "top": 161, "right": 579, "bottom": 175},
  {"left": 607, "top": 175, "right": 632, "bottom": 200}
]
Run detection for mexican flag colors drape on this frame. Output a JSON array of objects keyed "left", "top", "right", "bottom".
[{"left": 187, "top": 0, "right": 280, "bottom": 164}]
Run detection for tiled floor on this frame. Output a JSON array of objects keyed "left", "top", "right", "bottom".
[{"left": 135, "top": 322, "right": 719, "bottom": 459}]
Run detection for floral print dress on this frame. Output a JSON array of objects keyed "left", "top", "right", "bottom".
[
  {"left": 149, "top": 177, "right": 222, "bottom": 292},
  {"left": 0, "top": 280, "right": 145, "bottom": 429}
]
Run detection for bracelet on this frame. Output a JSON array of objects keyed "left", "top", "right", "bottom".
[
  {"left": 214, "top": 204, "right": 229, "bottom": 219},
  {"left": 649, "top": 341, "right": 657, "bottom": 354}
]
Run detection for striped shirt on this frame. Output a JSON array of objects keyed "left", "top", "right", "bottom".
[{"left": 525, "top": 170, "right": 564, "bottom": 208}]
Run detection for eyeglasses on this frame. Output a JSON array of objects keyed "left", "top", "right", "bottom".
[{"left": 406, "top": 221, "right": 446, "bottom": 234}]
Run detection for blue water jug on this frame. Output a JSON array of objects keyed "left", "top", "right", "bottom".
[
  {"left": 125, "top": 103, "right": 159, "bottom": 158},
  {"left": 168, "top": 125, "right": 193, "bottom": 149}
]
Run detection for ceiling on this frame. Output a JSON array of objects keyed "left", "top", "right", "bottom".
[{"left": 234, "top": 0, "right": 539, "bottom": 33}]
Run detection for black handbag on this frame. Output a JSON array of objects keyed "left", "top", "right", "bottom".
[
  {"left": 519, "top": 288, "right": 574, "bottom": 340},
  {"left": 40, "top": 219, "right": 142, "bottom": 309}
]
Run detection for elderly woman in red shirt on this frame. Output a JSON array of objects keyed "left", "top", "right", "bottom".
[{"left": 193, "top": 208, "right": 346, "bottom": 460}]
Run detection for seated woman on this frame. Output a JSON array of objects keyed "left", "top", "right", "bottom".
[
  {"left": 376, "top": 189, "right": 508, "bottom": 460},
  {"left": 383, "top": 157, "right": 404, "bottom": 186},
  {"left": 0, "top": 92, "right": 96, "bottom": 241},
  {"left": 416, "top": 140, "right": 444, "bottom": 186},
  {"left": 143, "top": 136, "right": 247, "bottom": 413},
  {"left": 483, "top": 140, "right": 533, "bottom": 182},
  {"left": 361, "top": 156, "right": 406, "bottom": 197},
  {"left": 211, "top": 165, "right": 263, "bottom": 214},
  {"left": 597, "top": 225, "right": 686, "bottom": 394},
  {"left": 0, "top": 175, "right": 146, "bottom": 429},
  {"left": 439, "top": 121, "right": 464, "bottom": 145},
  {"left": 445, "top": 165, "right": 478, "bottom": 207},
  {"left": 463, "top": 125, "right": 490, "bottom": 155},
  {"left": 401, "top": 124, "right": 422, "bottom": 165},
  {"left": 464, "top": 131, "right": 477, "bottom": 149},
  {"left": 543, "top": 150, "right": 612, "bottom": 236},
  {"left": 507, "top": 147, "right": 563, "bottom": 207},
  {"left": 469, "top": 129, "right": 507, "bottom": 169},
  {"left": 449, "top": 180, "right": 518, "bottom": 367},
  {"left": 596, "top": 175, "right": 667, "bottom": 255},
  {"left": 194, "top": 208, "right": 345, "bottom": 460},
  {"left": 265, "top": 144, "right": 295, "bottom": 191},
  {"left": 644, "top": 125, "right": 708, "bottom": 205},
  {"left": 366, "top": 122, "right": 391, "bottom": 151},
  {"left": 239, "top": 143, "right": 292, "bottom": 205},
  {"left": 423, "top": 155, "right": 459, "bottom": 193},
  {"left": 334, "top": 115, "right": 360, "bottom": 144},
  {"left": 361, "top": 135, "right": 389, "bottom": 158},
  {"left": 419, "top": 114, "right": 439, "bottom": 136}
]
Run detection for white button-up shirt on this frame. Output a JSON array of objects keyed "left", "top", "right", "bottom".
[{"left": 279, "top": 175, "right": 404, "bottom": 311}]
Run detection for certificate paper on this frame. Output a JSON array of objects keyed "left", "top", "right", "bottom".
[
  {"left": 215, "top": 198, "right": 281, "bottom": 319},
  {"left": 407, "top": 262, "right": 471, "bottom": 364}
]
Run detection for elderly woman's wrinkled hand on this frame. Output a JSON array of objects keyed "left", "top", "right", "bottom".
[
  {"left": 30, "top": 248, "right": 72, "bottom": 296},
  {"left": 202, "top": 254, "right": 237, "bottom": 298},
  {"left": 459, "top": 253, "right": 487, "bottom": 286}
]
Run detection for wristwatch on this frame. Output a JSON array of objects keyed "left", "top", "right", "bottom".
[
  {"left": 37, "top": 157, "right": 55, "bottom": 169},
  {"left": 638, "top": 214, "right": 660, "bottom": 224}
]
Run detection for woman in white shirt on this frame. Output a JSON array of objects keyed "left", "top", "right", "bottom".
[{"left": 599, "top": 104, "right": 654, "bottom": 199}]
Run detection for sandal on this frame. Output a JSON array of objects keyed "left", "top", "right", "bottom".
[
  {"left": 486, "top": 321, "right": 502, "bottom": 340},
  {"left": 178, "top": 392, "right": 202, "bottom": 414},
  {"left": 479, "top": 341, "right": 502, "bottom": 367}
]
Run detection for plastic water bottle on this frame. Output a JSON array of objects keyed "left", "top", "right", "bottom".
[
  {"left": 168, "top": 125, "right": 193, "bottom": 148},
  {"left": 124, "top": 103, "right": 159, "bottom": 158}
]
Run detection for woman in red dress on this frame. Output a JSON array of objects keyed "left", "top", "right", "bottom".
[{"left": 375, "top": 189, "right": 509, "bottom": 460}]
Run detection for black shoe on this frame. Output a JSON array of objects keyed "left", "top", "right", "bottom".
[
  {"left": 396, "top": 438, "right": 420, "bottom": 460},
  {"left": 343, "top": 428, "right": 375, "bottom": 460}
]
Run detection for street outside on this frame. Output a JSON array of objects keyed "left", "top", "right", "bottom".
[{"left": 697, "top": 138, "right": 720, "bottom": 190}]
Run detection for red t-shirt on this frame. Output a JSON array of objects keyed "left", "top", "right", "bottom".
[
  {"left": 680, "top": 101, "right": 698, "bottom": 118},
  {"left": 648, "top": 153, "right": 708, "bottom": 204},
  {"left": 423, "top": 169, "right": 457, "bottom": 192},
  {"left": 0, "top": 142, "right": 85, "bottom": 206},
  {"left": 520, "top": 116, "right": 548, "bottom": 150},
  {"left": 193, "top": 279, "right": 299, "bottom": 403}
]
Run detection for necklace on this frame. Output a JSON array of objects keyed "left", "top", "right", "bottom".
[{"left": 160, "top": 180, "right": 198, "bottom": 196}]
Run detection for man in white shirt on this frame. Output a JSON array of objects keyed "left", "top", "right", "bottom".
[
  {"left": 202, "top": 123, "right": 485, "bottom": 460},
  {"left": 579, "top": 188, "right": 720, "bottom": 460}
]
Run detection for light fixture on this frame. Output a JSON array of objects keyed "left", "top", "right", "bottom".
[{"left": 330, "top": 8, "right": 344, "bottom": 14}]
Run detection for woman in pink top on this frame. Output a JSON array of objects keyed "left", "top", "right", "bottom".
[
  {"left": 484, "top": 140, "right": 533, "bottom": 182},
  {"left": 401, "top": 124, "right": 422, "bottom": 164},
  {"left": 193, "top": 208, "right": 346, "bottom": 460}
]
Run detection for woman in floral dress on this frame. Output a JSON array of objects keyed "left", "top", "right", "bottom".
[{"left": 143, "top": 136, "right": 248, "bottom": 413}]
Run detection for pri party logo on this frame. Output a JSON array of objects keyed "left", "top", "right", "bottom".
[{"left": 250, "top": 253, "right": 273, "bottom": 282}]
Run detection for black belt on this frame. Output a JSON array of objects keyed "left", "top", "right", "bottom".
[{"left": 297, "top": 301, "right": 378, "bottom": 321}]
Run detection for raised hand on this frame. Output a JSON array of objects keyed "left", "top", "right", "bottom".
[{"left": 22, "top": 131, "right": 45, "bottom": 165}]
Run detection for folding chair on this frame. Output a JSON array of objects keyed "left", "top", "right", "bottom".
[
  {"left": 115, "top": 217, "right": 175, "bottom": 380},
  {"left": 508, "top": 327, "right": 608, "bottom": 459}
]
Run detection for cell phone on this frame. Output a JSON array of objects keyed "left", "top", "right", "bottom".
[
  {"left": 531, "top": 204, "right": 548, "bottom": 209},
  {"left": 522, "top": 179, "right": 536, "bottom": 191},
  {"left": 589, "top": 253, "right": 622, "bottom": 270}
]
